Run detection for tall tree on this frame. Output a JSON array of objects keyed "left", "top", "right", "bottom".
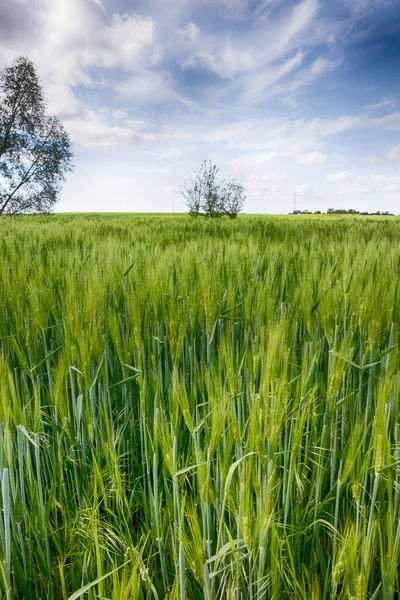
[{"left": 0, "top": 56, "right": 73, "bottom": 215}]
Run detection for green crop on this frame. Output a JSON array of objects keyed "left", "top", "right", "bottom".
[{"left": 0, "top": 213, "right": 399, "bottom": 599}]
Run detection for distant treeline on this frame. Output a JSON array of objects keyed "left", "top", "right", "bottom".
[{"left": 292, "top": 208, "right": 394, "bottom": 216}]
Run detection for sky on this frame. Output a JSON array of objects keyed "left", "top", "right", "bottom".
[{"left": 1, "top": 0, "right": 400, "bottom": 214}]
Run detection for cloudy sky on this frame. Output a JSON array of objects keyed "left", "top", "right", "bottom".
[{"left": 1, "top": 0, "right": 399, "bottom": 213}]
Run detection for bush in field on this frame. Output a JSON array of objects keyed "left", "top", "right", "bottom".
[
  {"left": 221, "top": 180, "right": 246, "bottom": 219},
  {"left": 0, "top": 56, "right": 73, "bottom": 215},
  {"left": 181, "top": 160, "right": 245, "bottom": 218}
]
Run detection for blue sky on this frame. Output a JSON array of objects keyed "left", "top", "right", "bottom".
[{"left": 1, "top": 0, "right": 400, "bottom": 213}]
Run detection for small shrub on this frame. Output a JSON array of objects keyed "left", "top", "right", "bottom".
[{"left": 181, "top": 160, "right": 245, "bottom": 218}]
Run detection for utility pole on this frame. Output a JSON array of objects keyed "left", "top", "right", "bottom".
[{"left": 293, "top": 192, "right": 297, "bottom": 214}]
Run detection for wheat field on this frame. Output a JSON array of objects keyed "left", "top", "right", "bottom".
[{"left": 0, "top": 214, "right": 399, "bottom": 599}]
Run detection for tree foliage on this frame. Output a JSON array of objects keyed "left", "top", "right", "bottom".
[
  {"left": 0, "top": 56, "right": 73, "bottom": 215},
  {"left": 181, "top": 160, "right": 245, "bottom": 218},
  {"left": 222, "top": 180, "right": 246, "bottom": 219}
]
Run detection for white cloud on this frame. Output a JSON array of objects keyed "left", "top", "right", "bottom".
[
  {"left": 177, "top": 22, "right": 200, "bottom": 41},
  {"left": 297, "top": 151, "right": 327, "bottom": 164},
  {"left": 327, "top": 170, "right": 354, "bottom": 182},
  {"left": 371, "top": 112, "right": 400, "bottom": 131},
  {"left": 113, "top": 109, "right": 129, "bottom": 120},
  {"left": 83, "top": 13, "right": 163, "bottom": 70},
  {"left": 243, "top": 171, "right": 283, "bottom": 204},
  {"left": 116, "top": 72, "right": 174, "bottom": 103},
  {"left": 240, "top": 50, "right": 305, "bottom": 100},
  {"left": 225, "top": 171, "right": 284, "bottom": 210},
  {"left": 387, "top": 146, "right": 400, "bottom": 161},
  {"left": 343, "top": 0, "right": 392, "bottom": 17},
  {"left": 115, "top": 71, "right": 202, "bottom": 111},
  {"left": 267, "top": 56, "right": 341, "bottom": 100},
  {"left": 92, "top": 0, "right": 105, "bottom": 9},
  {"left": 310, "top": 57, "right": 329, "bottom": 76},
  {"left": 247, "top": 172, "right": 283, "bottom": 182},
  {"left": 253, "top": 0, "right": 283, "bottom": 18},
  {"left": 182, "top": 0, "right": 318, "bottom": 82},
  {"left": 269, "top": 0, "right": 318, "bottom": 59},
  {"left": 182, "top": 35, "right": 256, "bottom": 78},
  {"left": 295, "top": 183, "right": 322, "bottom": 198},
  {"left": 367, "top": 98, "right": 396, "bottom": 111},
  {"left": 43, "top": 1, "right": 162, "bottom": 83},
  {"left": 364, "top": 156, "right": 382, "bottom": 165},
  {"left": 165, "top": 185, "right": 180, "bottom": 193},
  {"left": 327, "top": 170, "right": 400, "bottom": 193},
  {"left": 1, "top": 0, "right": 163, "bottom": 87},
  {"left": 65, "top": 110, "right": 156, "bottom": 149},
  {"left": 200, "top": 114, "right": 362, "bottom": 159},
  {"left": 46, "top": 84, "right": 80, "bottom": 117},
  {"left": 317, "top": 115, "right": 365, "bottom": 136}
]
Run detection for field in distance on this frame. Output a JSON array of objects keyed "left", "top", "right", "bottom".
[
  {"left": 0, "top": 214, "right": 399, "bottom": 599},
  {"left": 55, "top": 211, "right": 400, "bottom": 219}
]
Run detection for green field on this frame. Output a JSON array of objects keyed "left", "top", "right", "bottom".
[{"left": 0, "top": 214, "right": 399, "bottom": 599}]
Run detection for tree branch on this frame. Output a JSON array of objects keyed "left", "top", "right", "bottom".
[{"left": 0, "top": 123, "right": 55, "bottom": 214}]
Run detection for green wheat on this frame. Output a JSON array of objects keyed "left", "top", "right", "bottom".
[{"left": 0, "top": 213, "right": 398, "bottom": 599}]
